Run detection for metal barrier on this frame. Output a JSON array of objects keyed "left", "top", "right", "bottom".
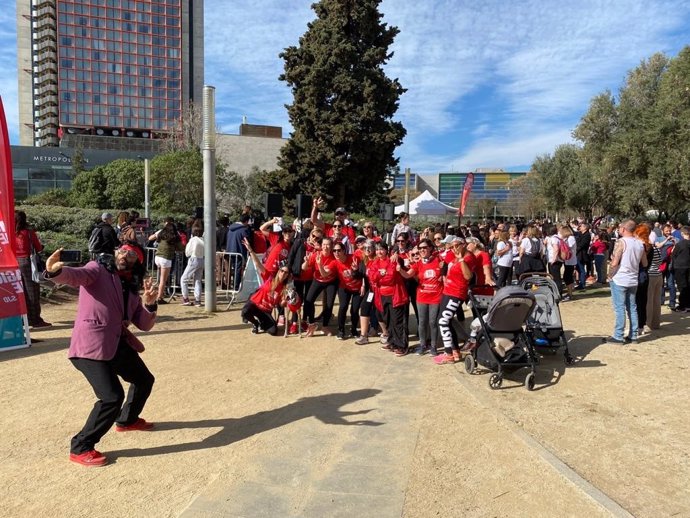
[{"left": 143, "top": 247, "right": 252, "bottom": 308}]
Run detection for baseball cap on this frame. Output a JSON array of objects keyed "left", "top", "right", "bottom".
[
  {"left": 335, "top": 207, "right": 347, "bottom": 215},
  {"left": 355, "top": 235, "right": 367, "bottom": 243},
  {"left": 441, "top": 235, "right": 464, "bottom": 244},
  {"left": 465, "top": 236, "right": 481, "bottom": 244},
  {"left": 101, "top": 212, "right": 113, "bottom": 221}
]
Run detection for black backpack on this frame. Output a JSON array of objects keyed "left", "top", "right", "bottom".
[{"left": 88, "top": 226, "right": 104, "bottom": 253}]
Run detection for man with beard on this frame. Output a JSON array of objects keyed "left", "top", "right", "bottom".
[{"left": 44, "top": 243, "right": 158, "bottom": 467}]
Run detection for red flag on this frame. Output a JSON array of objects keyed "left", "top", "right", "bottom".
[
  {"left": 458, "top": 172, "right": 474, "bottom": 217},
  {"left": 0, "top": 96, "right": 15, "bottom": 249},
  {"left": 0, "top": 205, "right": 27, "bottom": 318}
]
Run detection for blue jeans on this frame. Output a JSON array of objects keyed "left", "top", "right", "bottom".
[
  {"left": 662, "top": 270, "right": 676, "bottom": 307},
  {"left": 594, "top": 254, "right": 606, "bottom": 284},
  {"left": 610, "top": 280, "right": 638, "bottom": 340},
  {"left": 576, "top": 260, "right": 587, "bottom": 288}
]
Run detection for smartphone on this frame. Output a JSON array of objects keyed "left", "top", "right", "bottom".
[{"left": 60, "top": 250, "right": 82, "bottom": 263}]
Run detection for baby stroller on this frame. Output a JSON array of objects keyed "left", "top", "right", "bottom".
[
  {"left": 465, "top": 286, "right": 539, "bottom": 391},
  {"left": 519, "top": 273, "right": 573, "bottom": 365}
]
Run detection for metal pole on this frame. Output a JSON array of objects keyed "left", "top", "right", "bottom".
[
  {"left": 144, "top": 158, "right": 150, "bottom": 219},
  {"left": 202, "top": 85, "right": 217, "bottom": 312},
  {"left": 404, "top": 167, "right": 410, "bottom": 214}
]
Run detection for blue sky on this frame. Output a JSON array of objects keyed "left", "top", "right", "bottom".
[{"left": 2, "top": 1, "right": 690, "bottom": 174}]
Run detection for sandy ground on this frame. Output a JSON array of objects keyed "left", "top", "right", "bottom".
[{"left": 1, "top": 286, "right": 689, "bottom": 517}]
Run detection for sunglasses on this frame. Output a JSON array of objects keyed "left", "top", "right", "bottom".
[
  {"left": 279, "top": 269, "right": 290, "bottom": 273},
  {"left": 333, "top": 248, "right": 343, "bottom": 252},
  {"left": 434, "top": 237, "right": 443, "bottom": 241},
  {"left": 418, "top": 246, "right": 429, "bottom": 249},
  {"left": 117, "top": 249, "right": 138, "bottom": 259},
  {"left": 332, "top": 224, "right": 343, "bottom": 228},
  {"left": 396, "top": 239, "right": 406, "bottom": 242},
  {"left": 364, "top": 225, "right": 373, "bottom": 229}
]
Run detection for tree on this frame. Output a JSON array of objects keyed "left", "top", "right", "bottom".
[
  {"left": 103, "top": 159, "right": 145, "bottom": 209},
  {"left": 218, "top": 167, "right": 266, "bottom": 215},
  {"left": 70, "top": 166, "right": 108, "bottom": 208},
  {"left": 265, "top": 0, "right": 406, "bottom": 212},
  {"left": 161, "top": 101, "right": 204, "bottom": 152},
  {"left": 506, "top": 174, "right": 544, "bottom": 218}
]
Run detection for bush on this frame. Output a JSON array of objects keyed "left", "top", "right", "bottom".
[{"left": 23, "top": 188, "right": 74, "bottom": 207}]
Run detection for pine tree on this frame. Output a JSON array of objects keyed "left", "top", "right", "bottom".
[{"left": 262, "top": 0, "right": 406, "bottom": 212}]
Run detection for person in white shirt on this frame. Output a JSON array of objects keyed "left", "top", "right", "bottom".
[
  {"left": 493, "top": 230, "right": 514, "bottom": 287},
  {"left": 180, "top": 221, "right": 204, "bottom": 306},
  {"left": 558, "top": 224, "right": 578, "bottom": 301}
]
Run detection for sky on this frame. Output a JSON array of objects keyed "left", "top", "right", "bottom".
[{"left": 2, "top": 0, "right": 690, "bottom": 174}]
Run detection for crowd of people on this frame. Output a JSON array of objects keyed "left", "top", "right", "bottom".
[{"left": 229, "top": 203, "right": 690, "bottom": 358}]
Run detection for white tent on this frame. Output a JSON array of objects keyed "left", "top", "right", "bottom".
[{"left": 395, "top": 190, "right": 458, "bottom": 216}]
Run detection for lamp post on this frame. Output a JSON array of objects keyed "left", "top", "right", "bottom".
[
  {"left": 137, "top": 155, "right": 151, "bottom": 219},
  {"left": 202, "top": 85, "right": 217, "bottom": 312}
]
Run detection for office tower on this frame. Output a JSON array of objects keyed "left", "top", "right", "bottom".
[{"left": 17, "top": 0, "right": 203, "bottom": 150}]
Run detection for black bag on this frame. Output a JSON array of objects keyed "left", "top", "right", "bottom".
[{"left": 88, "top": 226, "right": 104, "bottom": 253}]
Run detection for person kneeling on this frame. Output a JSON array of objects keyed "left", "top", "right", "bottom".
[{"left": 241, "top": 266, "right": 291, "bottom": 335}]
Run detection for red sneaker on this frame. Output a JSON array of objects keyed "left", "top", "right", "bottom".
[
  {"left": 288, "top": 323, "right": 299, "bottom": 335},
  {"left": 69, "top": 450, "right": 108, "bottom": 467},
  {"left": 115, "top": 418, "right": 154, "bottom": 432}
]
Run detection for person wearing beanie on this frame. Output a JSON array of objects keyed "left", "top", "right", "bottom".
[{"left": 43, "top": 243, "right": 158, "bottom": 467}]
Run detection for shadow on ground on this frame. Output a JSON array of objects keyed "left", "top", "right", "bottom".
[{"left": 108, "top": 389, "right": 384, "bottom": 461}]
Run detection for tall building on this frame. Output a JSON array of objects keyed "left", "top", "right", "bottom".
[{"left": 17, "top": 0, "right": 203, "bottom": 151}]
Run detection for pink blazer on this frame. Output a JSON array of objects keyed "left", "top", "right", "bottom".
[{"left": 53, "top": 261, "right": 156, "bottom": 360}]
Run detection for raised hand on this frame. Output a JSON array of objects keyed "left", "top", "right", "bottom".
[
  {"left": 45, "top": 248, "right": 64, "bottom": 273},
  {"left": 142, "top": 276, "right": 157, "bottom": 305}
]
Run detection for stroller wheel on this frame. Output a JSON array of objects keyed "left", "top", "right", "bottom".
[
  {"left": 525, "top": 372, "right": 536, "bottom": 391},
  {"left": 489, "top": 373, "right": 502, "bottom": 389},
  {"left": 564, "top": 353, "right": 575, "bottom": 365},
  {"left": 464, "top": 354, "right": 476, "bottom": 374}
]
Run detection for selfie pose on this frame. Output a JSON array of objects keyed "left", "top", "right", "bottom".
[{"left": 45, "top": 243, "right": 158, "bottom": 467}]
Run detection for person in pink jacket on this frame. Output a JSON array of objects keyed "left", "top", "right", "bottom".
[{"left": 45, "top": 243, "right": 158, "bottom": 467}]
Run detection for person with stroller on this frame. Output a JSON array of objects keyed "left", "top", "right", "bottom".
[{"left": 435, "top": 236, "right": 476, "bottom": 364}]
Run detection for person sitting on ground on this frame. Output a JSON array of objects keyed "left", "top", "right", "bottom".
[{"left": 240, "top": 265, "right": 292, "bottom": 335}]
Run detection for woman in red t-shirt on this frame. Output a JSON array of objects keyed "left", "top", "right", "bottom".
[
  {"left": 370, "top": 242, "right": 409, "bottom": 356},
  {"left": 398, "top": 238, "right": 442, "bottom": 355},
  {"left": 240, "top": 267, "right": 291, "bottom": 335},
  {"left": 435, "top": 237, "right": 475, "bottom": 365},
  {"left": 333, "top": 244, "right": 363, "bottom": 339},
  {"left": 302, "top": 237, "right": 339, "bottom": 336},
  {"left": 15, "top": 210, "right": 51, "bottom": 328}
]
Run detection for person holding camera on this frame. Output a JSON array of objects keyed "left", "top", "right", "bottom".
[{"left": 44, "top": 243, "right": 158, "bottom": 467}]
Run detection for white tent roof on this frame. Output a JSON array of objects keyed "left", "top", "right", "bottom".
[{"left": 395, "top": 190, "right": 458, "bottom": 216}]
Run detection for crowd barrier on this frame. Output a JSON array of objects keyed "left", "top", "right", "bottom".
[{"left": 143, "top": 247, "right": 257, "bottom": 308}]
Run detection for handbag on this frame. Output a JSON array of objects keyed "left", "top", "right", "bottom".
[{"left": 29, "top": 232, "right": 46, "bottom": 283}]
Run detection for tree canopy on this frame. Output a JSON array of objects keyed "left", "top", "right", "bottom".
[
  {"left": 260, "top": 0, "right": 406, "bottom": 213},
  {"left": 533, "top": 46, "right": 690, "bottom": 220}
]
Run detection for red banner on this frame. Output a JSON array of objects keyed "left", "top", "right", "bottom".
[
  {"left": 0, "top": 205, "right": 27, "bottom": 318},
  {"left": 0, "top": 96, "right": 15, "bottom": 249},
  {"left": 458, "top": 172, "right": 474, "bottom": 217}
]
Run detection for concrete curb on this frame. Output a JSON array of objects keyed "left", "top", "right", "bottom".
[{"left": 450, "top": 368, "right": 636, "bottom": 518}]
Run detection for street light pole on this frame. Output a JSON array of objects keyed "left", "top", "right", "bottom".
[
  {"left": 202, "top": 85, "right": 217, "bottom": 312},
  {"left": 144, "top": 158, "right": 150, "bottom": 219}
]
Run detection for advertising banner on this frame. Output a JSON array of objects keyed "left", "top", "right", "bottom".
[{"left": 458, "top": 172, "right": 475, "bottom": 217}]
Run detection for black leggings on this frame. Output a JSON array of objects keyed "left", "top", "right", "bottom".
[
  {"left": 496, "top": 264, "right": 512, "bottom": 288},
  {"left": 437, "top": 294, "right": 465, "bottom": 353},
  {"left": 337, "top": 288, "right": 362, "bottom": 334},
  {"left": 290, "top": 279, "right": 311, "bottom": 323},
  {"left": 304, "top": 280, "right": 338, "bottom": 326},
  {"left": 241, "top": 301, "right": 278, "bottom": 335}
]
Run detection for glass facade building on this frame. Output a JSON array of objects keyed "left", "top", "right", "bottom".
[{"left": 17, "top": 0, "right": 203, "bottom": 148}]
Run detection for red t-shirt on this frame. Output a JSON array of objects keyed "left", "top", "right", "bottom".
[
  {"left": 307, "top": 252, "right": 338, "bottom": 283},
  {"left": 250, "top": 279, "right": 285, "bottom": 312},
  {"left": 296, "top": 243, "right": 317, "bottom": 282},
  {"left": 263, "top": 241, "right": 289, "bottom": 276},
  {"left": 15, "top": 229, "right": 43, "bottom": 259},
  {"left": 443, "top": 253, "right": 477, "bottom": 299},
  {"left": 410, "top": 257, "right": 443, "bottom": 305},
  {"left": 335, "top": 255, "right": 363, "bottom": 292},
  {"left": 252, "top": 230, "right": 268, "bottom": 254},
  {"left": 473, "top": 250, "right": 493, "bottom": 295}
]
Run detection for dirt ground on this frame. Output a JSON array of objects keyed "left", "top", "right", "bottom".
[{"left": 1, "top": 286, "right": 689, "bottom": 517}]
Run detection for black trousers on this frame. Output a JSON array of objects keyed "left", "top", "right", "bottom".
[
  {"left": 290, "top": 280, "right": 311, "bottom": 323},
  {"left": 548, "top": 261, "right": 563, "bottom": 294},
  {"left": 379, "top": 295, "right": 408, "bottom": 349},
  {"left": 304, "top": 280, "right": 338, "bottom": 326},
  {"left": 675, "top": 267, "right": 690, "bottom": 309},
  {"left": 241, "top": 301, "right": 278, "bottom": 335},
  {"left": 337, "top": 288, "right": 362, "bottom": 334},
  {"left": 70, "top": 341, "right": 155, "bottom": 454}
]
